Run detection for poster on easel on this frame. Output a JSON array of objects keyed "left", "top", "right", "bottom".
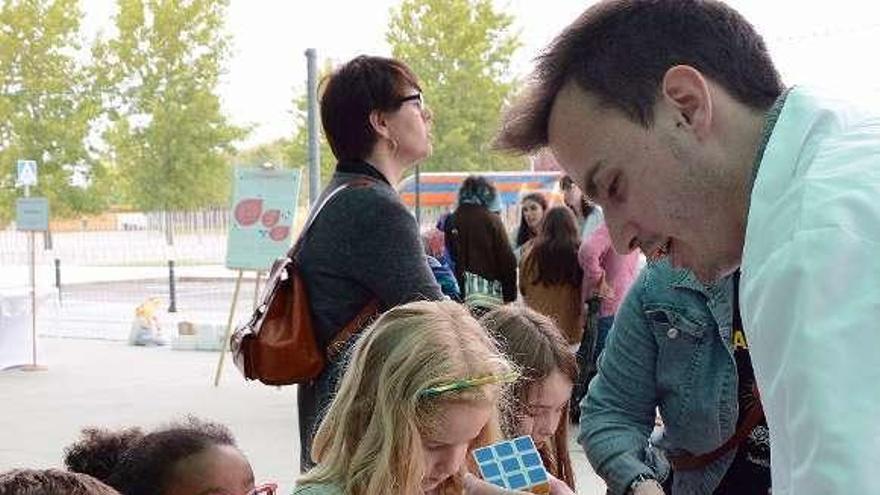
[{"left": 225, "top": 166, "right": 301, "bottom": 271}]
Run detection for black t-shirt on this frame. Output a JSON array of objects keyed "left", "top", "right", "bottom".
[{"left": 714, "top": 273, "right": 771, "bottom": 494}]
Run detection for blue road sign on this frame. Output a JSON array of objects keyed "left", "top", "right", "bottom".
[{"left": 16, "top": 197, "right": 49, "bottom": 231}]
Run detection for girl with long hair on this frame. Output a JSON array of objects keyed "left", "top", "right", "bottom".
[
  {"left": 295, "top": 300, "right": 516, "bottom": 495},
  {"left": 480, "top": 304, "right": 578, "bottom": 491},
  {"left": 518, "top": 206, "right": 584, "bottom": 345},
  {"left": 514, "top": 192, "right": 548, "bottom": 251}
]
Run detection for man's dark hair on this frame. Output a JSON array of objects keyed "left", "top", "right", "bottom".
[
  {"left": 64, "top": 417, "right": 237, "bottom": 495},
  {"left": 0, "top": 469, "right": 120, "bottom": 495},
  {"left": 320, "top": 55, "right": 422, "bottom": 162},
  {"left": 495, "top": 0, "right": 784, "bottom": 153}
]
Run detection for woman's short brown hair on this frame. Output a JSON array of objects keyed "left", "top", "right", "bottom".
[{"left": 320, "top": 55, "right": 422, "bottom": 162}]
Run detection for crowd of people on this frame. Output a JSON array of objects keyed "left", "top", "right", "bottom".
[{"left": 6, "top": 0, "right": 880, "bottom": 494}]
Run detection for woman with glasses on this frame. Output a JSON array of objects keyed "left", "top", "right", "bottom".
[
  {"left": 63, "top": 417, "right": 276, "bottom": 495},
  {"left": 296, "top": 55, "right": 444, "bottom": 471}
]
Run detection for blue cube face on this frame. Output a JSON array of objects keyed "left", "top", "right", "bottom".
[
  {"left": 474, "top": 447, "right": 494, "bottom": 463},
  {"left": 521, "top": 452, "right": 541, "bottom": 468},
  {"left": 514, "top": 436, "right": 534, "bottom": 452},
  {"left": 528, "top": 467, "right": 548, "bottom": 484},
  {"left": 507, "top": 473, "right": 528, "bottom": 489},
  {"left": 501, "top": 456, "right": 520, "bottom": 472},
  {"left": 481, "top": 461, "right": 501, "bottom": 479},
  {"left": 494, "top": 441, "right": 515, "bottom": 457}
]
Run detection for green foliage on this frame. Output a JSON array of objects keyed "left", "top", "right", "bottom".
[
  {"left": 94, "top": 0, "right": 246, "bottom": 211},
  {"left": 387, "top": 0, "right": 528, "bottom": 172},
  {"left": 0, "top": 0, "right": 106, "bottom": 224},
  {"left": 232, "top": 138, "right": 289, "bottom": 169}
]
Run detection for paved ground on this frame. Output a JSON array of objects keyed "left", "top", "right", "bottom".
[{"left": 0, "top": 337, "right": 607, "bottom": 494}]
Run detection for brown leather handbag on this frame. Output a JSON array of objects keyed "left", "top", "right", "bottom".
[{"left": 230, "top": 179, "right": 377, "bottom": 386}]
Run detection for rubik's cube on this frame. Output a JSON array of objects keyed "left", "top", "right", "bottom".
[{"left": 472, "top": 435, "right": 550, "bottom": 494}]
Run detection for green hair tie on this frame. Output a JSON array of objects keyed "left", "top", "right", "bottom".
[{"left": 419, "top": 371, "right": 518, "bottom": 398}]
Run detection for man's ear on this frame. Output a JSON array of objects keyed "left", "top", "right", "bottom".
[
  {"left": 369, "top": 109, "right": 391, "bottom": 140},
  {"left": 661, "top": 65, "right": 713, "bottom": 139}
]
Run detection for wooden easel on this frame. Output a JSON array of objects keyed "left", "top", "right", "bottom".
[{"left": 213, "top": 269, "right": 262, "bottom": 386}]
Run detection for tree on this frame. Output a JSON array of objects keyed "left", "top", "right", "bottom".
[
  {"left": 94, "top": 0, "right": 245, "bottom": 212},
  {"left": 233, "top": 138, "right": 290, "bottom": 169},
  {"left": 0, "top": 0, "right": 105, "bottom": 225},
  {"left": 387, "top": 0, "right": 527, "bottom": 172}
]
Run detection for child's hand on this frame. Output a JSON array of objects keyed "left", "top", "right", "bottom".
[
  {"left": 462, "top": 473, "right": 576, "bottom": 495},
  {"left": 462, "top": 474, "right": 528, "bottom": 494},
  {"left": 548, "top": 475, "right": 577, "bottom": 495}
]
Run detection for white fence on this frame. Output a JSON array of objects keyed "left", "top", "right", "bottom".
[{"left": 0, "top": 209, "right": 231, "bottom": 267}]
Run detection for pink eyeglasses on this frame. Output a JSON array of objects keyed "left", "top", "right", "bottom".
[{"left": 246, "top": 483, "right": 277, "bottom": 495}]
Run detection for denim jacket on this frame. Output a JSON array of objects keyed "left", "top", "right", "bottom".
[{"left": 579, "top": 260, "right": 738, "bottom": 494}]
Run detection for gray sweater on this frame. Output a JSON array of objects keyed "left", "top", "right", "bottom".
[{"left": 298, "top": 168, "right": 443, "bottom": 348}]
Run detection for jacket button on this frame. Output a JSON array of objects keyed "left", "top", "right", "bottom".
[{"left": 667, "top": 327, "right": 679, "bottom": 339}]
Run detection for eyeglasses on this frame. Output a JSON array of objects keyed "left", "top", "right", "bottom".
[
  {"left": 398, "top": 92, "right": 425, "bottom": 109},
  {"left": 246, "top": 483, "right": 277, "bottom": 495}
]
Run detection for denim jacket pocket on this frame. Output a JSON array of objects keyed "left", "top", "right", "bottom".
[{"left": 647, "top": 308, "right": 710, "bottom": 425}]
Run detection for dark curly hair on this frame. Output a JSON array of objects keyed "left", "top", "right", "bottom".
[
  {"left": 0, "top": 468, "right": 119, "bottom": 495},
  {"left": 64, "top": 417, "right": 238, "bottom": 495},
  {"left": 456, "top": 175, "right": 499, "bottom": 209}
]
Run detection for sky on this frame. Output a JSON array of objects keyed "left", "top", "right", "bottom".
[{"left": 80, "top": 0, "right": 880, "bottom": 148}]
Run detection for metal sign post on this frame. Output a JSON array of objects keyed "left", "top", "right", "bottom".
[{"left": 15, "top": 159, "right": 47, "bottom": 371}]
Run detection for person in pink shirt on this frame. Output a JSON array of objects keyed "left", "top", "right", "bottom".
[
  {"left": 580, "top": 223, "right": 641, "bottom": 327},
  {"left": 573, "top": 222, "right": 641, "bottom": 417}
]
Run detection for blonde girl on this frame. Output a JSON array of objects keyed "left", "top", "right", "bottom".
[
  {"left": 295, "top": 300, "right": 516, "bottom": 495},
  {"left": 481, "top": 304, "right": 578, "bottom": 490}
]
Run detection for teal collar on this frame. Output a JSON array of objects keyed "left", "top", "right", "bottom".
[{"left": 748, "top": 88, "right": 792, "bottom": 198}]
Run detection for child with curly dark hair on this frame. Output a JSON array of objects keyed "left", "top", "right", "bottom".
[
  {"left": 63, "top": 417, "right": 275, "bottom": 495},
  {"left": 0, "top": 468, "right": 119, "bottom": 495}
]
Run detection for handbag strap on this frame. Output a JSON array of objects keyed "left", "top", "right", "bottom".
[
  {"left": 668, "top": 384, "right": 765, "bottom": 471},
  {"left": 293, "top": 176, "right": 380, "bottom": 359},
  {"left": 325, "top": 298, "right": 381, "bottom": 361},
  {"left": 290, "top": 177, "right": 373, "bottom": 258}
]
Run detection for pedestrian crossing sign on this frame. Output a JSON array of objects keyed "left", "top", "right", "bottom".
[{"left": 16, "top": 159, "right": 37, "bottom": 187}]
